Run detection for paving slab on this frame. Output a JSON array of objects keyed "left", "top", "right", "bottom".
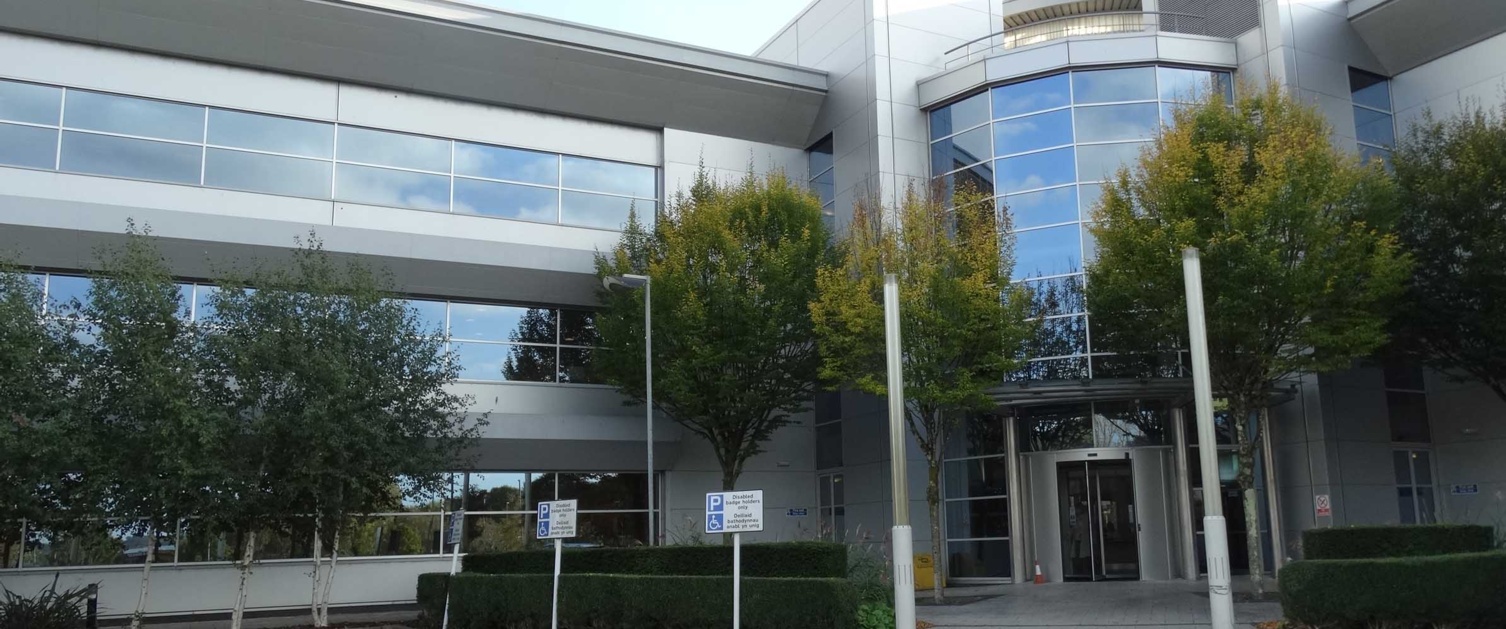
[{"left": 916, "top": 581, "right": 1281, "bottom": 628}]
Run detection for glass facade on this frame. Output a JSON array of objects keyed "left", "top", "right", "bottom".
[
  {"left": 928, "top": 66, "right": 1232, "bottom": 381},
  {"left": 808, "top": 135, "right": 836, "bottom": 228},
  {"left": 0, "top": 78, "right": 658, "bottom": 231},
  {"left": 25, "top": 272, "right": 601, "bottom": 386},
  {"left": 943, "top": 416, "right": 1011, "bottom": 579},
  {"left": 1348, "top": 68, "right": 1395, "bottom": 168}
]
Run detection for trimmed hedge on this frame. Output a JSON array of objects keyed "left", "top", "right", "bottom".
[
  {"left": 1279, "top": 551, "right": 1506, "bottom": 627},
  {"left": 463, "top": 541, "right": 845, "bottom": 578},
  {"left": 1302, "top": 524, "right": 1495, "bottom": 559},
  {"left": 417, "top": 572, "right": 857, "bottom": 629}
]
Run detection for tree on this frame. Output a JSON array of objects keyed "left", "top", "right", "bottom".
[
  {"left": 202, "top": 235, "right": 482, "bottom": 628},
  {"left": 75, "top": 226, "right": 229, "bottom": 629},
  {"left": 1085, "top": 83, "right": 1410, "bottom": 593},
  {"left": 811, "top": 184, "right": 1035, "bottom": 603},
  {"left": 0, "top": 265, "right": 83, "bottom": 567},
  {"left": 1391, "top": 103, "right": 1506, "bottom": 403},
  {"left": 594, "top": 171, "right": 833, "bottom": 505}
]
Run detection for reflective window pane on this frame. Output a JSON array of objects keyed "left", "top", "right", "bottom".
[
  {"left": 1019, "top": 403, "right": 1092, "bottom": 450},
  {"left": 1030, "top": 314, "right": 1087, "bottom": 358},
  {"left": 1013, "top": 224, "right": 1082, "bottom": 280},
  {"left": 1398, "top": 487, "right": 1416, "bottom": 524},
  {"left": 947, "top": 539, "right": 1011, "bottom": 579},
  {"left": 576, "top": 512, "right": 651, "bottom": 547},
  {"left": 452, "top": 341, "right": 556, "bottom": 382},
  {"left": 1416, "top": 487, "right": 1436, "bottom": 523},
  {"left": 945, "top": 499, "right": 1009, "bottom": 539},
  {"left": 559, "top": 310, "right": 598, "bottom": 346},
  {"left": 1024, "top": 275, "right": 1085, "bottom": 317},
  {"left": 1392, "top": 450, "right": 1413, "bottom": 485},
  {"left": 60, "top": 131, "right": 202, "bottom": 184},
  {"left": 454, "top": 142, "right": 558, "bottom": 185},
  {"left": 1359, "top": 144, "right": 1392, "bottom": 169},
  {"left": 1157, "top": 67, "right": 1231, "bottom": 103},
  {"left": 342, "top": 514, "right": 442, "bottom": 556},
  {"left": 334, "top": 163, "right": 448, "bottom": 211},
  {"left": 1387, "top": 391, "right": 1431, "bottom": 443},
  {"left": 0, "top": 80, "right": 62, "bottom": 125},
  {"left": 204, "top": 148, "right": 331, "bottom": 198},
  {"left": 1010, "top": 356, "right": 1089, "bottom": 381},
  {"left": 816, "top": 422, "right": 843, "bottom": 470},
  {"left": 996, "top": 146, "right": 1074, "bottom": 193},
  {"left": 466, "top": 472, "right": 530, "bottom": 511},
  {"left": 561, "top": 191, "right": 653, "bottom": 230},
  {"left": 1078, "top": 183, "right": 1105, "bottom": 216},
  {"left": 1002, "top": 185, "right": 1077, "bottom": 230},
  {"left": 192, "top": 285, "right": 219, "bottom": 322},
  {"left": 931, "top": 125, "right": 991, "bottom": 175},
  {"left": 449, "top": 303, "right": 555, "bottom": 344},
  {"left": 406, "top": 299, "right": 448, "bottom": 334},
  {"left": 940, "top": 162, "right": 994, "bottom": 206},
  {"left": 558, "top": 347, "right": 600, "bottom": 384},
  {"left": 46, "top": 275, "right": 92, "bottom": 312},
  {"left": 812, "top": 168, "right": 835, "bottom": 207},
  {"left": 993, "top": 109, "right": 1073, "bottom": 157},
  {"left": 808, "top": 135, "right": 834, "bottom": 176},
  {"left": 945, "top": 415, "right": 1007, "bottom": 459},
  {"left": 558, "top": 473, "right": 649, "bottom": 510},
  {"left": 992, "top": 74, "right": 1071, "bottom": 119},
  {"left": 1349, "top": 68, "right": 1391, "bottom": 111},
  {"left": 1411, "top": 450, "right": 1432, "bottom": 485},
  {"left": 1354, "top": 106, "right": 1395, "bottom": 147},
  {"left": 454, "top": 178, "right": 559, "bottom": 223},
  {"left": 64, "top": 91, "right": 204, "bottom": 142},
  {"left": 930, "top": 91, "right": 989, "bottom": 139},
  {"left": 1076, "top": 142, "right": 1146, "bottom": 182},
  {"left": 1093, "top": 400, "right": 1166, "bottom": 446},
  {"left": 464, "top": 514, "right": 532, "bottom": 552},
  {"left": 1072, "top": 67, "right": 1157, "bottom": 104},
  {"left": 561, "top": 157, "right": 656, "bottom": 198},
  {"left": 944, "top": 458, "right": 1008, "bottom": 500},
  {"left": 337, "top": 126, "right": 450, "bottom": 172},
  {"left": 0, "top": 123, "right": 58, "bottom": 169},
  {"left": 207, "top": 109, "right": 333, "bottom": 158},
  {"left": 1074, "top": 103, "right": 1160, "bottom": 143}
]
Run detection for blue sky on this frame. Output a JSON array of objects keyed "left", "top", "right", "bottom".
[{"left": 469, "top": 0, "right": 811, "bottom": 54}]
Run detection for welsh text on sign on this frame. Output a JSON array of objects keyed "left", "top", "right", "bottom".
[{"left": 706, "top": 490, "right": 764, "bottom": 534}]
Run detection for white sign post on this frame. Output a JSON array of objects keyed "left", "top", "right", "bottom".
[
  {"left": 536, "top": 499, "right": 578, "bottom": 629},
  {"left": 440, "top": 509, "right": 464, "bottom": 629},
  {"left": 705, "top": 490, "right": 764, "bottom": 629}
]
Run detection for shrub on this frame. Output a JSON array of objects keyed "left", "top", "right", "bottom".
[
  {"left": 0, "top": 579, "right": 91, "bottom": 629},
  {"left": 854, "top": 603, "right": 894, "bottom": 629},
  {"left": 463, "top": 541, "right": 846, "bottom": 578},
  {"left": 1279, "top": 550, "right": 1506, "bottom": 627},
  {"left": 418, "top": 572, "right": 856, "bottom": 629},
  {"left": 1302, "top": 524, "right": 1495, "bottom": 559}
]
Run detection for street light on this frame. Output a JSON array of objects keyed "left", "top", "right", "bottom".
[
  {"left": 602, "top": 273, "right": 654, "bottom": 545},
  {"left": 1183, "top": 248, "right": 1235, "bottom": 629}
]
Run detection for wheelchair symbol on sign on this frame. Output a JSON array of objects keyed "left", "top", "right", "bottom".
[
  {"left": 707, "top": 514, "right": 724, "bottom": 532},
  {"left": 537, "top": 521, "right": 550, "bottom": 537}
]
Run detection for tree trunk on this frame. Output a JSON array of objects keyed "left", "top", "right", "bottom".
[
  {"left": 1233, "top": 404, "right": 1265, "bottom": 596},
  {"left": 310, "top": 527, "right": 323, "bottom": 627},
  {"left": 927, "top": 459, "right": 944, "bottom": 605},
  {"left": 319, "top": 528, "right": 340, "bottom": 626},
  {"left": 130, "top": 529, "right": 157, "bottom": 629},
  {"left": 230, "top": 530, "right": 257, "bottom": 629}
]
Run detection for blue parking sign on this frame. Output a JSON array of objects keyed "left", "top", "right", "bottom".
[{"left": 707, "top": 494, "right": 724, "bottom": 513}]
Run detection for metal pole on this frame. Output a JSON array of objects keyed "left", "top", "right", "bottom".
[
  {"left": 441, "top": 511, "right": 461, "bottom": 629},
  {"left": 1183, "top": 248, "right": 1235, "bottom": 629},
  {"left": 1261, "top": 409, "right": 1285, "bottom": 573},
  {"left": 645, "top": 279, "right": 655, "bottom": 545},
  {"left": 1171, "top": 408, "right": 1198, "bottom": 580},
  {"left": 551, "top": 537, "right": 562, "bottom": 629},
  {"left": 884, "top": 274, "right": 917, "bottom": 629},
  {"left": 733, "top": 532, "right": 742, "bottom": 629}
]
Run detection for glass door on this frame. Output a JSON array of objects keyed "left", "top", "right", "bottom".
[{"left": 1057, "top": 460, "right": 1140, "bottom": 580}]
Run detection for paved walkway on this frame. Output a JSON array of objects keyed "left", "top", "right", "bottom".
[{"left": 916, "top": 581, "right": 1281, "bottom": 628}]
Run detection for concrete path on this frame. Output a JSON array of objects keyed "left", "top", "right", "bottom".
[{"left": 916, "top": 581, "right": 1281, "bottom": 628}]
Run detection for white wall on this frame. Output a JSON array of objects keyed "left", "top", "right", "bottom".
[
  {"left": 1426, "top": 375, "right": 1506, "bottom": 527},
  {"left": 1391, "top": 30, "right": 1506, "bottom": 130},
  {"left": 662, "top": 129, "right": 807, "bottom": 196},
  {"left": 0, "top": 556, "right": 450, "bottom": 619}
]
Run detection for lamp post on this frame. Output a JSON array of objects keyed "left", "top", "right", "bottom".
[
  {"left": 884, "top": 274, "right": 916, "bottom": 629},
  {"left": 603, "top": 273, "right": 654, "bottom": 545},
  {"left": 1182, "top": 248, "right": 1235, "bottom": 629}
]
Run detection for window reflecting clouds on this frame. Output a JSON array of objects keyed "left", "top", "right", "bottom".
[
  {"left": 0, "top": 123, "right": 58, "bottom": 169},
  {"left": 562, "top": 191, "right": 653, "bottom": 230},
  {"left": 932, "top": 124, "right": 991, "bottom": 175},
  {"left": 205, "top": 148, "right": 331, "bottom": 198},
  {"left": 561, "top": 157, "right": 656, "bottom": 198},
  {"left": 991, "top": 73, "right": 1070, "bottom": 119},
  {"left": 335, "top": 163, "right": 449, "bottom": 211},
  {"left": 337, "top": 126, "right": 450, "bottom": 172},
  {"left": 1074, "top": 103, "right": 1160, "bottom": 142},
  {"left": 1002, "top": 185, "right": 1077, "bottom": 230},
  {"left": 60, "top": 132, "right": 201, "bottom": 184},
  {"left": 996, "top": 147, "right": 1074, "bottom": 193},
  {"left": 64, "top": 91, "right": 204, "bottom": 142},
  {"left": 1013, "top": 223, "right": 1082, "bottom": 280},
  {"left": 0, "top": 80, "right": 62, "bottom": 125},
  {"left": 930, "top": 91, "right": 989, "bottom": 139},
  {"left": 1071, "top": 67, "right": 1157, "bottom": 104},
  {"left": 993, "top": 109, "right": 1073, "bottom": 157},
  {"left": 453, "top": 178, "right": 559, "bottom": 223},
  {"left": 208, "top": 109, "right": 333, "bottom": 158},
  {"left": 1157, "top": 67, "right": 1232, "bottom": 103},
  {"left": 1076, "top": 142, "right": 1147, "bottom": 182},
  {"left": 455, "top": 143, "right": 558, "bottom": 185}
]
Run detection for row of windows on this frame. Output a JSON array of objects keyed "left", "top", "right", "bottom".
[
  {"left": 928, "top": 66, "right": 1233, "bottom": 381},
  {"left": 3, "top": 472, "right": 657, "bottom": 568},
  {"left": 0, "top": 79, "right": 658, "bottom": 231},
  {"left": 28, "top": 272, "right": 603, "bottom": 386}
]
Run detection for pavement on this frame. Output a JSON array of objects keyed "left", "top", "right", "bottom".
[{"left": 915, "top": 581, "right": 1282, "bottom": 628}]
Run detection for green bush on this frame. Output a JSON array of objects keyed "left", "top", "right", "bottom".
[
  {"left": 854, "top": 603, "right": 894, "bottom": 629},
  {"left": 463, "top": 541, "right": 846, "bottom": 578},
  {"left": 1, "top": 580, "right": 91, "bottom": 629},
  {"left": 418, "top": 572, "right": 856, "bottom": 629},
  {"left": 1302, "top": 524, "right": 1495, "bottom": 559},
  {"left": 1279, "top": 550, "right": 1506, "bottom": 627}
]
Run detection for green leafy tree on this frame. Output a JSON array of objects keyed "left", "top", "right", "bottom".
[
  {"left": 594, "top": 171, "right": 833, "bottom": 509},
  {"left": 75, "top": 226, "right": 230, "bottom": 629},
  {"left": 1085, "top": 83, "right": 1410, "bottom": 593},
  {"left": 0, "top": 265, "right": 82, "bottom": 568},
  {"left": 1391, "top": 103, "right": 1506, "bottom": 402},
  {"left": 811, "top": 185, "right": 1034, "bottom": 602},
  {"left": 202, "top": 235, "right": 482, "bottom": 628}
]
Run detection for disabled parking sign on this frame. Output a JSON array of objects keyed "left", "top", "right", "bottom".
[
  {"left": 536, "top": 499, "right": 578, "bottom": 539},
  {"left": 705, "top": 490, "right": 763, "bottom": 534}
]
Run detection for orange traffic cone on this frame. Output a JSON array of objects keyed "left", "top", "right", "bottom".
[{"left": 1033, "top": 560, "right": 1046, "bottom": 584}]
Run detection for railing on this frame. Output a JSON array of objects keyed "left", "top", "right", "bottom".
[{"left": 943, "top": 11, "right": 1208, "bottom": 68}]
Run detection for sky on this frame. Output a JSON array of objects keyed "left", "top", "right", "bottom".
[{"left": 468, "top": 0, "right": 812, "bottom": 55}]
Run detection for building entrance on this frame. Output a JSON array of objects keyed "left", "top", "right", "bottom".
[{"left": 1058, "top": 460, "right": 1139, "bottom": 580}]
